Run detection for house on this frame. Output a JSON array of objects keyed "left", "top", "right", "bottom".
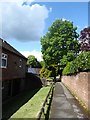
[{"left": 0, "top": 38, "right": 27, "bottom": 100}]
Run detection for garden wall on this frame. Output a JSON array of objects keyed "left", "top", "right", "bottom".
[{"left": 61, "top": 72, "right": 90, "bottom": 111}]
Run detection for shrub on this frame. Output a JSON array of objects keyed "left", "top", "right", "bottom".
[
  {"left": 76, "top": 51, "right": 90, "bottom": 72},
  {"left": 62, "top": 61, "right": 78, "bottom": 75},
  {"left": 40, "top": 67, "right": 52, "bottom": 78},
  {"left": 62, "top": 51, "right": 90, "bottom": 75}
]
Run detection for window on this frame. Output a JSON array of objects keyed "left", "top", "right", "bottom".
[
  {"left": 1, "top": 53, "right": 7, "bottom": 68},
  {"left": 2, "top": 81, "right": 4, "bottom": 90},
  {"left": 19, "top": 59, "right": 22, "bottom": 68}
]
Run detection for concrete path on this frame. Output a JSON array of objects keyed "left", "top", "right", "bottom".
[{"left": 50, "top": 82, "right": 89, "bottom": 119}]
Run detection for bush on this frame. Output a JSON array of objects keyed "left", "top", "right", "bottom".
[
  {"left": 40, "top": 67, "right": 52, "bottom": 78},
  {"left": 62, "top": 51, "right": 90, "bottom": 75},
  {"left": 62, "top": 61, "right": 78, "bottom": 75},
  {"left": 76, "top": 51, "right": 90, "bottom": 72}
]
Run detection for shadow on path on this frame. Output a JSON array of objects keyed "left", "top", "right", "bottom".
[
  {"left": 2, "top": 88, "right": 41, "bottom": 120},
  {"left": 50, "top": 82, "right": 89, "bottom": 119}
]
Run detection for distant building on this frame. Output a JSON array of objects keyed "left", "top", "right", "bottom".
[
  {"left": 28, "top": 67, "right": 41, "bottom": 75},
  {"left": 0, "top": 38, "right": 27, "bottom": 100}
]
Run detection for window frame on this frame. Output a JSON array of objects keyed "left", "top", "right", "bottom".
[{"left": 1, "top": 53, "right": 8, "bottom": 68}]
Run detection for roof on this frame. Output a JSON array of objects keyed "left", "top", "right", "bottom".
[
  {"left": 0, "top": 38, "right": 27, "bottom": 60},
  {"left": 28, "top": 67, "right": 41, "bottom": 75}
]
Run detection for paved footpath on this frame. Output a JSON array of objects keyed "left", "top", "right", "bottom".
[{"left": 50, "top": 82, "right": 89, "bottom": 120}]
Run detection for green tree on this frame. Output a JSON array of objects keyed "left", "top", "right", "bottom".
[
  {"left": 41, "top": 19, "right": 80, "bottom": 75},
  {"left": 60, "top": 52, "right": 76, "bottom": 70},
  {"left": 27, "top": 55, "right": 41, "bottom": 68},
  {"left": 40, "top": 61, "right": 45, "bottom": 67}
]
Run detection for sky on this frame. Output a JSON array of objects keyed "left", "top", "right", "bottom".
[{"left": 0, "top": 0, "right": 88, "bottom": 61}]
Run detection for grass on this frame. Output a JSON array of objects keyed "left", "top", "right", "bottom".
[
  {"left": 3, "top": 88, "right": 41, "bottom": 119},
  {"left": 47, "top": 77, "right": 54, "bottom": 80},
  {"left": 10, "top": 86, "right": 50, "bottom": 118},
  {"left": 41, "top": 85, "right": 54, "bottom": 120}
]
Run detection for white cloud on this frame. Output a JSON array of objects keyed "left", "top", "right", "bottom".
[
  {"left": 62, "top": 18, "right": 66, "bottom": 21},
  {"left": 0, "top": 0, "right": 88, "bottom": 2},
  {"left": 49, "top": 7, "right": 52, "bottom": 12},
  {"left": 84, "top": 26, "right": 88, "bottom": 28},
  {"left": 62, "top": 18, "right": 70, "bottom": 21},
  {"left": 0, "top": 2, "right": 50, "bottom": 41},
  {"left": 0, "top": 0, "right": 34, "bottom": 3},
  {"left": 20, "top": 50, "right": 43, "bottom": 61}
]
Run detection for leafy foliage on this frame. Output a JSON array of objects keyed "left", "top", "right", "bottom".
[
  {"left": 39, "top": 61, "right": 45, "bottom": 67},
  {"left": 41, "top": 19, "right": 80, "bottom": 75},
  {"left": 62, "top": 51, "right": 90, "bottom": 75},
  {"left": 62, "top": 61, "right": 78, "bottom": 75},
  {"left": 60, "top": 52, "right": 76, "bottom": 70},
  {"left": 27, "top": 55, "right": 41, "bottom": 68},
  {"left": 79, "top": 27, "right": 90, "bottom": 51},
  {"left": 40, "top": 64, "right": 58, "bottom": 79},
  {"left": 75, "top": 51, "right": 90, "bottom": 72},
  {"left": 40, "top": 67, "right": 52, "bottom": 78}
]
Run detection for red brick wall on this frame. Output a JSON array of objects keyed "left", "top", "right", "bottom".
[
  {"left": 0, "top": 48, "right": 27, "bottom": 80},
  {"left": 61, "top": 72, "right": 90, "bottom": 111}
]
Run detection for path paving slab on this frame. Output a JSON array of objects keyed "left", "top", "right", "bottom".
[{"left": 50, "top": 82, "right": 89, "bottom": 119}]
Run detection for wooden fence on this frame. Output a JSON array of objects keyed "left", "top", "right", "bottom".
[{"left": 37, "top": 83, "right": 54, "bottom": 120}]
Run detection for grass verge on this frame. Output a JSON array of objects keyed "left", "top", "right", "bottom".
[
  {"left": 41, "top": 85, "right": 55, "bottom": 120},
  {"left": 10, "top": 86, "right": 50, "bottom": 118}
]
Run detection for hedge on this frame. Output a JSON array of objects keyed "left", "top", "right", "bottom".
[{"left": 62, "top": 51, "right": 90, "bottom": 75}]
